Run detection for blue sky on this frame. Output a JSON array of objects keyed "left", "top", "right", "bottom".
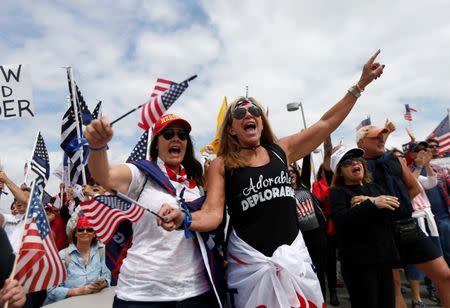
[{"left": 1, "top": 0, "right": 450, "bottom": 207}]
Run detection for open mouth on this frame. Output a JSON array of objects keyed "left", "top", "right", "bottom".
[
  {"left": 168, "top": 145, "right": 181, "bottom": 154},
  {"left": 244, "top": 122, "right": 256, "bottom": 132},
  {"left": 351, "top": 166, "right": 361, "bottom": 174}
]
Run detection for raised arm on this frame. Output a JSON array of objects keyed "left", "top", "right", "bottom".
[
  {"left": 160, "top": 157, "right": 226, "bottom": 232},
  {"left": 0, "top": 171, "right": 29, "bottom": 205},
  {"left": 279, "top": 50, "right": 385, "bottom": 163},
  {"left": 84, "top": 117, "right": 132, "bottom": 194}
]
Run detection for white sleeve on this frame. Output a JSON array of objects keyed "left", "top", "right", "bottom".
[
  {"left": 125, "top": 163, "right": 147, "bottom": 200},
  {"left": 418, "top": 175, "right": 438, "bottom": 190}
]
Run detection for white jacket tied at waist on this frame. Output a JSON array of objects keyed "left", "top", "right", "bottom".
[{"left": 226, "top": 229, "right": 324, "bottom": 308}]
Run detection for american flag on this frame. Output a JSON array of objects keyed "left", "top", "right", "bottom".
[
  {"left": 138, "top": 78, "right": 189, "bottom": 130},
  {"left": 80, "top": 194, "right": 145, "bottom": 243},
  {"left": 61, "top": 69, "right": 88, "bottom": 185},
  {"left": 92, "top": 101, "right": 102, "bottom": 120},
  {"left": 356, "top": 116, "right": 371, "bottom": 130},
  {"left": 428, "top": 114, "right": 450, "bottom": 156},
  {"left": 126, "top": 130, "right": 149, "bottom": 162},
  {"left": 14, "top": 185, "right": 66, "bottom": 293},
  {"left": 404, "top": 104, "right": 417, "bottom": 121},
  {"left": 29, "top": 132, "right": 50, "bottom": 191},
  {"left": 42, "top": 190, "right": 53, "bottom": 206}
]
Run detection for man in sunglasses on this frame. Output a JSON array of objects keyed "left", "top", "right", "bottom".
[{"left": 357, "top": 125, "right": 450, "bottom": 306}]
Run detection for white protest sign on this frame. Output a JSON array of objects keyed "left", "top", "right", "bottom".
[{"left": 0, "top": 64, "right": 34, "bottom": 120}]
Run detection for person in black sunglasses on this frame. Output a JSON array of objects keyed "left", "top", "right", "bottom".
[
  {"left": 329, "top": 146, "right": 399, "bottom": 308},
  {"left": 85, "top": 114, "right": 217, "bottom": 307},
  {"left": 159, "top": 51, "right": 385, "bottom": 307},
  {"left": 45, "top": 216, "right": 111, "bottom": 305}
]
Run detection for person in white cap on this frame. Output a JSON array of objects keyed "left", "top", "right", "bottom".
[
  {"left": 329, "top": 146, "right": 399, "bottom": 307},
  {"left": 357, "top": 125, "right": 450, "bottom": 307}
]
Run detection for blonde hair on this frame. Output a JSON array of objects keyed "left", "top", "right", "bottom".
[{"left": 218, "top": 96, "right": 278, "bottom": 169}]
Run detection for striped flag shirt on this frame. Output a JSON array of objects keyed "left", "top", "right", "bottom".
[
  {"left": 80, "top": 194, "right": 145, "bottom": 244},
  {"left": 14, "top": 185, "right": 66, "bottom": 292},
  {"left": 428, "top": 114, "right": 450, "bottom": 156},
  {"left": 30, "top": 132, "right": 50, "bottom": 191},
  {"left": 138, "top": 78, "right": 189, "bottom": 131}
]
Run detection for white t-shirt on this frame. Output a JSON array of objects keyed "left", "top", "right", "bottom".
[
  {"left": 2, "top": 213, "right": 25, "bottom": 253},
  {"left": 115, "top": 162, "right": 210, "bottom": 302}
]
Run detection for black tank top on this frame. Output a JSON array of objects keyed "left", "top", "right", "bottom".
[{"left": 225, "top": 144, "right": 299, "bottom": 256}]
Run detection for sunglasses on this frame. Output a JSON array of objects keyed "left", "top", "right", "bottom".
[
  {"left": 77, "top": 227, "right": 94, "bottom": 233},
  {"left": 232, "top": 104, "right": 263, "bottom": 120},
  {"left": 161, "top": 128, "right": 189, "bottom": 141},
  {"left": 413, "top": 147, "right": 428, "bottom": 153},
  {"left": 339, "top": 157, "right": 364, "bottom": 168},
  {"left": 428, "top": 144, "right": 439, "bottom": 149}
]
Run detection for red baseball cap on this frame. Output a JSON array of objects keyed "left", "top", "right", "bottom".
[
  {"left": 76, "top": 216, "right": 92, "bottom": 228},
  {"left": 152, "top": 114, "right": 191, "bottom": 137}
]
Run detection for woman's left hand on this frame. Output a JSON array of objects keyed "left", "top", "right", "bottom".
[{"left": 357, "top": 50, "right": 385, "bottom": 89}]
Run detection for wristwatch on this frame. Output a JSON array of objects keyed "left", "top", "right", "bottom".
[{"left": 348, "top": 85, "right": 362, "bottom": 98}]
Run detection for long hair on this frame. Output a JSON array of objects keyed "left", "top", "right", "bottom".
[
  {"left": 149, "top": 133, "right": 204, "bottom": 187},
  {"left": 331, "top": 158, "right": 372, "bottom": 187},
  {"left": 218, "top": 96, "right": 278, "bottom": 169}
]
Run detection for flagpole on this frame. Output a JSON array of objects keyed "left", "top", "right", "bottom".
[
  {"left": 6, "top": 181, "right": 36, "bottom": 308},
  {"left": 24, "top": 131, "right": 40, "bottom": 185},
  {"left": 67, "top": 67, "right": 87, "bottom": 185},
  {"left": 110, "top": 189, "right": 165, "bottom": 220}
]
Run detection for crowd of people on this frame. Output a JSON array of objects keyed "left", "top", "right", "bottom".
[{"left": 1, "top": 49, "right": 449, "bottom": 308}]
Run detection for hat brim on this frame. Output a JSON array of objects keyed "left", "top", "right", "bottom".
[
  {"left": 152, "top": 118, "right": 191, "bottom": 137},
  {"left": 365, "top": 127, "right": 389, "bottom": 138}
]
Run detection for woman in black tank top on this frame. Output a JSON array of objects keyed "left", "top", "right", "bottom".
[{"left": 158, "top": 51, "right": 385, "bottom": 307}]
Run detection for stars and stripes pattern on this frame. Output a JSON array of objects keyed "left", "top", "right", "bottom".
[
  {"left": 428, "top": 114, "right": 450, "bottom": 156},
  {"left": 138, "top": 78, "right": 189, "bottom": 130},
  {"left": 356, "top": 117, "right": 371, "bottom": 130},
  {"left": 80, "top": 194, "right": 145, "bottom": 244},
  {"left": 92, "top": 101, "right": 102, "bottom": 120},
  {"left": 29, "top": 132, "right": 50, "bottom": 191},
  {"left": 404, "top": 104, "right": 417, "bottom": 121},
  {"left": 126, "top": 130, "right": 149, "bottom": 162},
  {"left": 14, "top": 185, "right": 66, "bottom": 293}
]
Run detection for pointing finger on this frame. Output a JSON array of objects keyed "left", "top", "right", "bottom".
[{"left": 367, "top": 49, "right": 381, "bottom": 65}]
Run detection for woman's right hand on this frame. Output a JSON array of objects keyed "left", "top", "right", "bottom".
[
  {"left": 71, "top": 284, "right": 97, "bottom": 296},
  {"left": 84, "top": 116, "right": 114, "bottom": 148},
  {"left": 157, "top": 204, "right": 185, "bottom": 231},
  {"left": 371, "top": 195, "right": 400, "bottom": 210}
]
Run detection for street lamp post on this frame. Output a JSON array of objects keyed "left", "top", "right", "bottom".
[{"left": 286, "top": 101, "right": 317, "bottom": 180}]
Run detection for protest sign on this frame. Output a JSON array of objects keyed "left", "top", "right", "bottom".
[{"left": 0, "top": 64, "right": 34, "bottom": 120}]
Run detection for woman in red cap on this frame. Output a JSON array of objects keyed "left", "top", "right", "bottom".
[
  {"left": 44, "top": 216, "right": 111, "bottom": 305},
  {"left": 85, "top": 114, "right": 216, "bottom": 307}
]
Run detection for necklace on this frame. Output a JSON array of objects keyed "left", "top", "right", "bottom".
[{"left": 239, "top": 144, "right": 261, "bottom": 151}]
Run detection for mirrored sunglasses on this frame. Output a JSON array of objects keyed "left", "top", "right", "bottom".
[
  {"left": 77, "top": 227, "right": 94, "bottom": 233},
  {"left": 161, "top": 128, "right": 189, "bottom": 141},
  {"left": 232, "top": 105, "right": 263, "bottom": 120},
  {"left": 339, "top": 157, "right": 364, "bottom": 168}
]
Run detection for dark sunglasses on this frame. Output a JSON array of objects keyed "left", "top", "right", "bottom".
[
  {"left": 77, "top": 227, "right": 94, "bottom": 233},
  {"left": 161, "top": 128, "right": 189, "bottom": 141},
  {"left": 428, "top": 144, "right": 439, "bottom": 149},
  {"left": 413, "top": 147, "right": 428, "bottom": 153},
  {"left": 232, "top": 105, "right": 263, "bottom": 120},
  {"left": 339, "top": 157, "right": 364, "bottom": 168}
]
